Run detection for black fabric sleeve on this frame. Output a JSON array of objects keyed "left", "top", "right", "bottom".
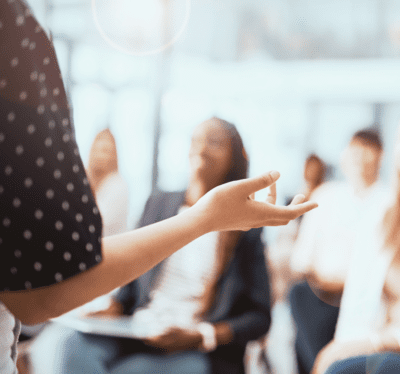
[
  {"left": 222, "top": 229, "right": 272, "bottom": 346},
  {"left": 0, "top": 0, "right": 103, "bottom": 291}
]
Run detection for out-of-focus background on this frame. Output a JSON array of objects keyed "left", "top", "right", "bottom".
[
  {"left": 26, "top": 0, "right": 400, "bottom": 228},
  {"left": 18, "top": 2, "right": 400, "bottom": 374}
]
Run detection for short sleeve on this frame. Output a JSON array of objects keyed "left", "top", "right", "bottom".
[{"left": 0, "top": 0, "right": 103, "bottom": 291}]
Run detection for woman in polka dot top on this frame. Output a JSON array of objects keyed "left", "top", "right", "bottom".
[{"left": 0, "top": 1, "right": 317, "bottom": 372}]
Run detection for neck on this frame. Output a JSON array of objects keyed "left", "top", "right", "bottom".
[{"left": 304, "top": 182, "right": 319, "bottom": 200}]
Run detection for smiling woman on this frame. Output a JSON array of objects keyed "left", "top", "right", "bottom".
[{"left": 28, "top": 117, "right": 272, "bottom": 374}]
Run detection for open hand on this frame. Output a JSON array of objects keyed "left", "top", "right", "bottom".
[
  {"left": 143, "top": 327, "right": 202, "bottom": 353},
  {"left": 194, "top": 171, "right": 318, "bottom": 232}
]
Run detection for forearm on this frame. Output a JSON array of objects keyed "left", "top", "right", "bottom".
[{"left": 0, "top": 207, "right": 208, "bottom": 324}]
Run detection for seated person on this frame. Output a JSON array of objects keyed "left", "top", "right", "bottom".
[
  {"left": 311, "top": 127, "right": 400, "bottom": 374},
  {"left": 29, "top": 117, "right": 272, "bottom": 374},
  {"left": 269, "top": 153, "right": 327, "bottom": 304},
  {"left": 87, "top": 128, "right": 129, "bottom": 238},
  {"left": 289, "top": 129, "right": 387, "bottom": 374}
]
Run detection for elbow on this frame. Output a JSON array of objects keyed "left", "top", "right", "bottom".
[
  {"left": 8, "top": 301, "right": 53, "bottom": 326},
  {"left": 1, "top": 287, "right": 63, "bottom": 325},
  {"left": 19, "top": 298, "right": 55, "bottom": 325},
  {"left": 19, "top": 312, "right": 51, "bottom": 326},
  {"left": 14, "top": 295, "right": 60, "bottom": 325}
]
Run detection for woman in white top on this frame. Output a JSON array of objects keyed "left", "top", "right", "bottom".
[
  {"left": 0, "top": 1, "right": 318, "bottom": 372},
  {"left": 312, "top": 129, "right": 400, "bottom": 374},
  {"left": 87, "top": 129, "right": 129, "bottom": 237}
]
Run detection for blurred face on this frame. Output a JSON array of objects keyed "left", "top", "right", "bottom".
[
  {"left": 341, "top": 139, "right": 382, "bottom": 186},
  {"left": 89, "top": 136, "right": 116, "bottom": 173},
  {"left": 304, "top": 159, "right": 323, "bottom": 186},
  {"left": 189, "top": 119, "right": 233, "bottom": 185}
]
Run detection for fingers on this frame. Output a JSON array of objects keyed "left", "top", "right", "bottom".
[
  {"left": 255, "top": 200, "right": 318, "bottom": 222},
  {"left": 266, "top": 183, "right": 277, "bottom": 205},
  {"left": 266, "top": 220, "right": 291, "bottom": 226},
  {"left": 290, "top": 194, "right": 305, "bottom": 205},
  {"left": 240, "top": 171, "right": 280, "bottom": 196},
  {"left": 290, "top": 201, "right": 318, "bottom": 217}
]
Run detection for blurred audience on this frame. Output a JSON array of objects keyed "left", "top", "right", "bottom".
[
  {"left": 311, "top": 127, "right": 400, "bottom": 374},
  {"left": 263, "top": 154, "right": 327, "bottom": 374},
  {"left": 29, "top": 117, "right": 271, "bottom": 374},
  {"left": 289, "top": 128, "right": 387, "bottom": 374},
  {"left": 269, "top": 154, "right": 327, "bottom": 304}
]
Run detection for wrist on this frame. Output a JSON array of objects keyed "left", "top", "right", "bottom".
[
  {"left": 196, "top": 322, "right": 217, "bottom": 352},
  {"left": 187, "top": 203, "right": 213, "bottom": 235}
]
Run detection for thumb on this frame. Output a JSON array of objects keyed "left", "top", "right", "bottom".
[
  {"left": 240, "top": 171, "right": 280, "bottom": 196},
  {"left": 290, "top": 194, "right": 306, "bottom": 205}
]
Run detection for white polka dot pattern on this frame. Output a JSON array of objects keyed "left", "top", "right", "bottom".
[
  {"left": 46, "top": 189, "right": 54, "bottom": 199},
  {"left": 24, "top": 178, "right": 33, "bottom": 188},
  {"left": 57, "top": 151, "right": 64, "bottom": 161},
  {"left": 15, "top": 145, "right": 23, "bottom": 155},
  {"left": 23, "top": 230, "right": 32, "bottom": 240},
  {"left": 34, "top": 209, "right": 43, "bottom": 219},
  {"left": 27, "top": 124, "right": 36, "bottom": 134},
  {"left": 1, "top": 0, "right": 103, "bottom": 292}
]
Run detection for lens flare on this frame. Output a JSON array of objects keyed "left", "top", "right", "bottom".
[{"left": 91, "top": 0, "right": 191, "bottom": 56}]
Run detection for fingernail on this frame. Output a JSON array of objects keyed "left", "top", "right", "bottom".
[{"left": 270, "top": 171, "right": 280, "bottom": 179}]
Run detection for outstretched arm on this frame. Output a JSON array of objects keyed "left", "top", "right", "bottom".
[{"left": 0, "top": 171, "right": 317, "bottom": 325}]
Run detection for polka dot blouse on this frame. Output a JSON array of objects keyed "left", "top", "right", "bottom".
[{"left": 0, "top": 0, "right": 103, "bottom": 292}]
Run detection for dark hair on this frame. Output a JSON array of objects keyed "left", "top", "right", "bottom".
[
  {"left": 210, "top": 117, "right": 249, "bottom": 184},
  {"left": 352, "top": 128, "right": 383, "bottom": 151},
  {"left": 305, "top": 153, "right": 326, "bottom": 187}
]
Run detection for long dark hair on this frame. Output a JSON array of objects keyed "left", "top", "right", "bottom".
[
  {"left": 198, "top": 117, "right": 249, "bottom": 316},
  {"left": 210, "top": 117, "right": 249, "bottom": 185}
]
